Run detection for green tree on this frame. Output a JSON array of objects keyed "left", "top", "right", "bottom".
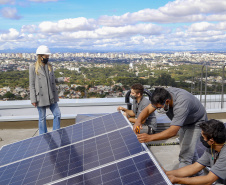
[
  {"left": 113, "top": 85, "right": 123, "bottom": 92},
  {"left": 76, "top": 86, "right": 85, "bottom": 92},
  {"left": 155, "top": 73, "right": 176, "bottom": 86},
  {"left": 64, "top": 90, "right": 70, "bottom": 96},
  {"left": 3, "top": 92, "right": 15, "bottom": 99}
]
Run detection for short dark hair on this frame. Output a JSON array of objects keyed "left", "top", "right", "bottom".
[
  {"left": 200, "top": 119, "right": 226, "bottom": 144},
  {"left": 131, "top": 83, "right": 144, "bottom": 96},
  {"left": 150, "top": 87, "right": 171, "bottom": 105}
]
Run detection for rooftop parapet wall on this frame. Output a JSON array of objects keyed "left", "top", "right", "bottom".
[
  {"left": 0, "top": 98, "right": 125, "bottom": 121},
  {"left": 0, "top": 97, "right": 226, "bottom": 123}
]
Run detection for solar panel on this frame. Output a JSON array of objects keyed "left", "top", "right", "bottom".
[
  {"left": 53, "top": 153, "right": 169, "bottom": 185},
  {"left": 0, "top": 112, "right": 128, "bottom": 167},
  {"left": 0, "top": 112, "right": 171, "bottom": 185},
  {"left": 76, "top": 113, "right": 107, "bottom": 123}
]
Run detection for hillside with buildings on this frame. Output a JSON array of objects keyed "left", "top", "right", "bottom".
[{"left": 0, "top": 52, "right": 225, "bottom": 100}]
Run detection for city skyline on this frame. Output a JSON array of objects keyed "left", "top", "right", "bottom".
[{"left": 1, "top": 0, "right": 226, "bottom": 52}]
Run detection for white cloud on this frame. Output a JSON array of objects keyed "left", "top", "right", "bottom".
[
  {"left": 98, "top": 9, "right": 207, "bottom": 26},
  {"left": 217, "top": 22, "right": 226, "bottom": 30},
  {"left": 56, "top": 23, "right": 165, "bottom": 41},
  {"left": 0, "top": 42, "right": 18, "bottom": 50},
  {"left": 130, "top": 36, "right": 146, "bottom": 45},
  {"left": 0, "top": 0, "right": 15, "bottom": 5},
  {"left": 28, "top": 0, "right": 58, "bottom": 2},
  {"left": 159, "top": 0, "right": 226, "bottom": 16},
  {"left": 21, "top": 25, "right": 38, "bottom": 33},
  {"left": 95, "top": 23, "right": 164, "bottom": 37},
  {"left": 0, "top": 7, "right": 21, "bottom": 19},
  {"left": 188, "top": 22, "right": 215, "bottom": 32},
  {"left": 2, "top": 19, "right": 226, "bottom": 51},
  {"left": 188, "top": 21, "right": 226, "bottom": 33},
  {"left": 98, "top": 0, "right": 226, "bottom": 26},
  {"left": 94, "top": 38, "right": 119, "bottom": 44},
  {"left": 0, "top": 28, "right": 20, "bottom": 41},
  {"left": 98, "top": 13, "right": 134, "bottom": 27},
  {"left": 39, "top": 17, "right": 97, "bottom": 33},
  {"left": 168, "top": 28, "right": 226, "bottom": 50},
  {"left": 207, "top": 14, "right": 226, "bottom": 22},
  {"left": 2, "top": 0, "right": 226, "bottom": 51}
]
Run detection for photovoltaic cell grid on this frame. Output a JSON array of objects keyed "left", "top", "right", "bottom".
[
  {"left": 76, "top": 113, "right": 107, "bottom": 123},
  {"left": 53, "top": 153, "right": 168, "bottom": 185},
  {"left": 0, "top": 127, "right": 146, "bottom": 185},
  {"left": 0, "top": 112, "right": 128, "bottom": 167},
  {"left": 0, "top": 112, "right": 171, "bottom": 185}
]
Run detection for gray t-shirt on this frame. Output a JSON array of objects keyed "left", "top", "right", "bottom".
[
  {"left": 133, "top": 97, "right": 157, "bottom": 130},
  {"left": 197, "top": 145, "right": 226, "bottom": 184},
  {"left": 166, "top": 87, "right": 208, "bottom": 127}
]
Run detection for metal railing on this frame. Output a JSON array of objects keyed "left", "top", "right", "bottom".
[
  {"left": 221, "top": 64, "right": 225, "bottom": 109},
  {"left": 200, "top": 63, "right": 208, "bottom": 108},
  {"left": 199, "top": 63, "right": 226, "bottom": 109}
]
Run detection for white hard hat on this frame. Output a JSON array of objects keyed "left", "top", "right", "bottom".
[{"left": 36, "top": 45, "right": 51, "bottom": 55}]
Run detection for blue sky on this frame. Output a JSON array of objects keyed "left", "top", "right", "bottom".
[{"left": 0, "top": 0, "right": 226, "bottom": 52}]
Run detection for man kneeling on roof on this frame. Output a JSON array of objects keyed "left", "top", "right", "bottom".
[
  {"left": 165, "top": 119, "right": 226, "bottom": 185},
  {"left": 117, "top": 83, "right": 157, "bottom": 134}
]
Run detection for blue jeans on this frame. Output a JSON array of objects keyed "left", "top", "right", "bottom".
[{"left": 37, "top": 103, "right": 61, "bottom": 135}]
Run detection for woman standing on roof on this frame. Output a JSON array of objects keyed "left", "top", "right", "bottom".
[{"left": 29, "top": 45, "right": 70, "bottom": 135}]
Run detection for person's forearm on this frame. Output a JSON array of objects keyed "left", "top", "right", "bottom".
[
  {"left": 149, "top": 126, "right": 180, "bottom": 141},
  {"left": 166, "top": 163, "right": 201, "bottom": 177},
  {"left": 55, "top": 77, "right": 64, "bottom": 83},
  {"left": 133, "top": 104, "right": 155, "bottom": 132},
  {"left": 176, "top": 176, "right": 214, "bottom": 185},
  {"left": 124, "top": 109, "right": 135, "bottom": 117},
  {"left": 128, "top": 117, "right": 136, "bottom": 123},
  {"left": 129, "top": 117, "right": 146, "bottom": 124},
  {"left": 135, "top": 105, "right": 152, "bottom": 124}
]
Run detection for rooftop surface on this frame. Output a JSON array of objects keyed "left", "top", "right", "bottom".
[
  {"left": 0, "top": 115, "right": 180, "bottom": 173},
  {"left": 0, "top": 97, "right": 225, "bottom": 174}
]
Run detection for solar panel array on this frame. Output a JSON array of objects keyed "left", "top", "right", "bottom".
[{"left": 0, "top": 112, "right": 171, "bottom": 185}]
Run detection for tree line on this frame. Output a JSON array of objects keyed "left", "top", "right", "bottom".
[{"left": 0, "top": 63, "right": 224, "bottom": 100}]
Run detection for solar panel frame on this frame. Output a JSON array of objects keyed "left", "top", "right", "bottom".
[
  {"left": 0, "top": 127, "right": 147, "bottom": 185},
  {"left": 0, "top": 111, "right": 172, "bottom": 185},
  {"left": 0, "top": 112, "right": 129, "bottom": 167},
  {"left": 51, "top": 153, "right": 169, "bottom": 185},
  {"left": 45, "top": 111, "right": 171, "bottom": 185}
]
